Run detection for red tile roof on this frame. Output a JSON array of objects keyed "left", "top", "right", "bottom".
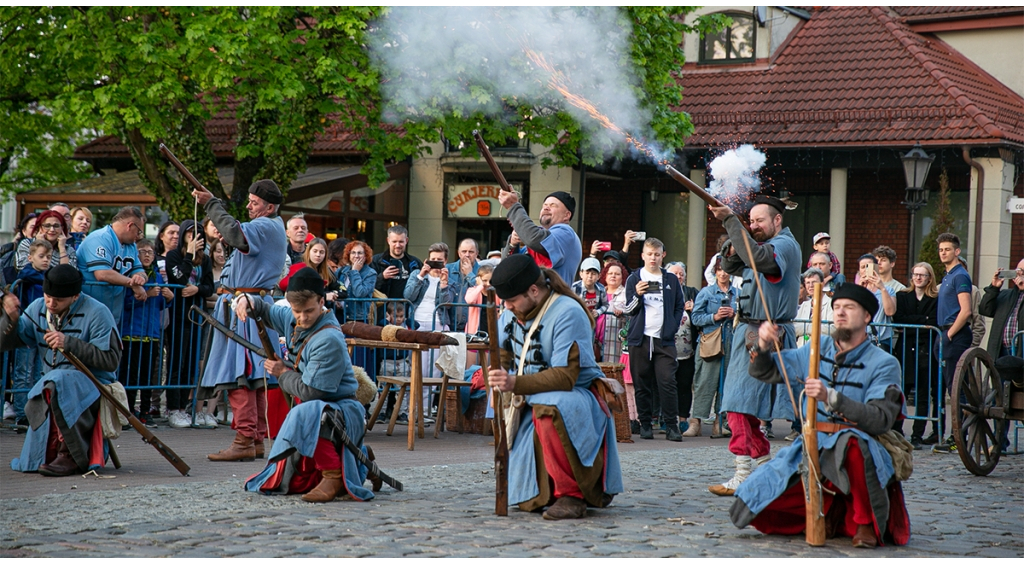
[
  {"left": 892, "top": 6, "right": 1023, "bottom": 23},
  {"left": 678, "top": 6, "right": 1024, "bottom": 149},
  {"left": 73, "top": 110, "right": 384, "bottom": 160}
]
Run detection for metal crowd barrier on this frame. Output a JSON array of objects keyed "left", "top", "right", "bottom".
[
  {"left": 1010, "top": 331, "right": 1024, "bottom": 454},
  {"left": 792, "top": 319, "right": 945, "bottom": 438}
]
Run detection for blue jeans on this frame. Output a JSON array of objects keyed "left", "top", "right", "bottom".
[
  {"left": 12, "top": 346, "right": 41, "bottom": 420},
  {"left": 935, "top": 326, "right": 972, "bottom": 394}
]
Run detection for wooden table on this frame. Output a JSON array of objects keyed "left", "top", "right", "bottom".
[
  {"left": 347, "top": 338, "right": 495, "bottom": 451},
  {"left": 347, "top": 338, "right": 432, "bottom": 450}
]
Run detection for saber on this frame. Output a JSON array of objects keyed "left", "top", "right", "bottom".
[
  {"left": 323, "top": 408, "right": 403, "bottom": 492},
  {"left": 663, "top": 165, "right": 725, "bottom": 208}
]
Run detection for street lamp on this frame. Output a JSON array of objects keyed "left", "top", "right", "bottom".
[{"left": 901, "top": 142, "right": 934, "bottom": 272}]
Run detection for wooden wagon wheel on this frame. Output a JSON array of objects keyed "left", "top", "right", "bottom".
[{"left": 951, "top": 347, "right": 1006, "bottom": 476}]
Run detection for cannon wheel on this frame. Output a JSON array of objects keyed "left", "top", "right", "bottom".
[{"left": 951, "top": 347, "right": 1006, "bottom": 476}]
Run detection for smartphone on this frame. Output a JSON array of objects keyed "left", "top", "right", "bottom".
[
  {"left": 997, "top": 269, "right": 1020, "bottom": 279},
  {"left": 646, "top": 280, "right": 662, "bottom": 293},
  {"left": 596, "top": 241, "right": 612, "bottom": 252},
  {"left": 631, "top": 231, "right": 647, "bottom": 242},
  {"left": 426, "top": 260, "right": 445, "bottom": 270},
  {"left": 865, "top": 262, "right": 876, "bottom": 277}
]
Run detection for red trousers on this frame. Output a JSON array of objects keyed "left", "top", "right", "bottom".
[
  {"left": 534, "top": 415, "right": 584, "bottom": 500},
  {"left": 748, "top": 438, "right": 911, "bottom": 545},
  {"left": 228, "top": 387, "right": 267, "bottom": 440},
  {"left": 727, "top": 412, "right": 770, "bottom": 458}
]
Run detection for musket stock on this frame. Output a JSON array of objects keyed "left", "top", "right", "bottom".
[
  {"left": 803, "top": 282, "right": 825, "bottom": 546},
  {"left": 486, "top": 288, "right": 509, "bottom": 516}
]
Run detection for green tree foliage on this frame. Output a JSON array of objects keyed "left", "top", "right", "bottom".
[
  {"left": 1, "top": 7, "right": 724, "bottom": 219},
  {"left": 918, "top": 168, "right": 956, "bottom": 281}
]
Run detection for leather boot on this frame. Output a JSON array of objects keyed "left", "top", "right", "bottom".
[
  {"left": 39, "top": 441, "right": 80, "bottom": 477},
  {"left": 255, "top": 440, "right": 265, "bottom": 459},
  {"left": 682, "top": 418, "right": 701, "bottom": 437},
  {"left": 852, "top": 524, "right": 878, "bottom": 548},
  {"left": 709, "top": 455, "right": 752, "bottom": 496},
  {"left": 366, "top": 445, "right": 383, "bottom": 492},
  {"left": 301, "top": 469, "right": 345, "bottom": 503},
  {"left": 542, "top": 496, "right": 587, "bottom": 520},
  {"left": 208, "top": 432, "right": 256, "bottom": 462}
]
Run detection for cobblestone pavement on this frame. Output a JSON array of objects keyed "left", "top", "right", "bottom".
[{"left": 1, "top": 422, "right": 1021, "bottom": 557}]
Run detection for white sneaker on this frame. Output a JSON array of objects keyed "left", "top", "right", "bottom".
[
  {"left": 3, "top": 401, "right": 15, "bottom": 420},
  {"left": 168, "top": 410, "right": 191, "bottom": 428},
  {"left": 202, "top": 412, "right": 219, "bottom": 427}
]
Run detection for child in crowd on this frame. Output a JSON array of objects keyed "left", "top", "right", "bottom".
[
  {"left": 10, "top": 240, "right": 53, "bottom": 424},
  {"left": 572, "top": 257, "right": 609, "bottom": 357},
  {"left": 376, "top": 303, "right": 412, "bottom": 424},
  {"left": 117, "top": 239, "right": 172, "bottom": 427},
  {"left": 463, "top": 263, "right": 496, "bottom": 335},
  {"left": 808, "top": 232, "right": 842, "bottom": 277}
]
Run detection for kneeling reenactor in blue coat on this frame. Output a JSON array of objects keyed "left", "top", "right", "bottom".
[{"left": 243, "top": 267, "right": 374, "bottom": 502}]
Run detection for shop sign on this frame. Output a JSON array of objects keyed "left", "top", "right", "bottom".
[{"left": 446, "top": 183, "right": 520, "bottom": 219}]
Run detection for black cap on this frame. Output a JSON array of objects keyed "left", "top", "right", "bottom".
[
  {"left": 546, "top": 191, "right": 576, "bottom": 218},
  {"left": 286, "top": 267, "right": 326, "bottom": 297},
  {"left": 248, "top": 179, "right": 283, "bottom": 205},
  {"left": 832, "top": 283, "right": 879, "bottom": 320},
  {"left": 753, "top": 195, "right": 786, "bottom": 214},
  {"left": 43, "top": 264, "right": 83, "bottom": 298},
  {"left": 491, "top": 253, "right": 541, "bottom": 300}
]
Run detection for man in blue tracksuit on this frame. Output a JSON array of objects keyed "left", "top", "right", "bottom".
[{"left": 623, "top": 237, "right": 686, "bottom": 441}]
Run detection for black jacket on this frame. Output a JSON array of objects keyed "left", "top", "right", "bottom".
[
  {"left": 893, "top": 290, "right": 938, "bottom": 351},
  {"left": 369, "top": 252, "right": 422, "bottom": 301},
  {"left": 623, "top": 268, "right": 686, "bottom": 347},
  {"left": 979, "top": 284, "right": 1024, "bottom": 359}
]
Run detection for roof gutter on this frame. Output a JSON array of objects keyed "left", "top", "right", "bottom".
[{"left": 962, "top": 147, "right": 984, "bottom": 279}]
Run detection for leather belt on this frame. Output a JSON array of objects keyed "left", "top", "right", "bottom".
[
  {"left": 738, "top": 318, "right": 792, "bottom": 325},
  {"left": 217, "top": 287, "right": 271, "bottom": 297},
  {"left": 816, "top": 421, "right": 855, "bottom": 434}
]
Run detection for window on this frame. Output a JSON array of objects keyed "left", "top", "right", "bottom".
[{"left": 700, "top": 12, "right": 756, "bottom": 63}]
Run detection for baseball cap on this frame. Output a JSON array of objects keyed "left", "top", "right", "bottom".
[
  {"left": 813, "top": 232, "right": 831, "bottom": 245},
  {"left": 580, "top": 257, "right": 601, "bottom": 272}
]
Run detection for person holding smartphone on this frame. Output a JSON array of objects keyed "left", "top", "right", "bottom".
[
  {"left": 369, "top": 224, "right": 422, "bottom": 306},
  {"left": 622, "top": 238, "right": 686, "bottom": 442}
]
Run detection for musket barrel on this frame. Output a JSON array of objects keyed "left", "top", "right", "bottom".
[
  {"left": 663, "top": 165, "right": 725, "bottom": 208},
  {"left": 472, "top": 131, "right": 514, "bottom": 193}
]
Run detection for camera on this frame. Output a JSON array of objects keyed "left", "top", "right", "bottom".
[
  {"left": 426, "top": 260, "right": 445, "bottom": 270},
  {"left": 997, "top": 269, "right": 1021, "bottom": 280},
  {"left": 631, "top": 231, "right": 647, "bottom": 242},
  {"left": 596, "top": 241, "right": 612, "bottom": 252},
  {"left": 646, "top": 280, "right": 662, "bottom": 293}
]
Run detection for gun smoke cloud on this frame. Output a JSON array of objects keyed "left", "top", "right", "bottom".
[
  {"left": 707, "top": 144, "right": 767, "bottom": 210},
  {"left": 368, "top": 7, "right": 663, "bottom": 160}
]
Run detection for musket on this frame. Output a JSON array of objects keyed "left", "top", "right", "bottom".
[
  {"left": 803, "top": 282, "right": 826, "bottom": 546},
  {"left": 190, "top": 305, "right": 276, "bottom": 363},
  {"left": 663, "top": 165, "right": 726, "bottom": 209},
  {"left": 485, "top": 288, "right": 509, "bottom": 516},
  {"left": 472, "top": 131, "right": 514, "bottom": 193},
  {"left": 322, "top": 408, "right": 403, "bottom": 491},
  {"left": 158, "top": 143, "right": 203, "bottom": 265},
  {"left": 159, "top": 143, "right": 207, "bottom": 192},
  {"left": 14, "top": 303, "right": 191, "bottom": 476}
]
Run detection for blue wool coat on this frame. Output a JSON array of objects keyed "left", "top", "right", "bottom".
[{"left": 498, "top": 294, "right": 623, "bottom": 506}]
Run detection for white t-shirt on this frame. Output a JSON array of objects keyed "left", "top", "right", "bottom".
[
  {"left": 640, "top": 268, "right": 664, "bottom": 337},
  {"left": 415, "top": 275, "right": 440, "bottom": 329}
]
